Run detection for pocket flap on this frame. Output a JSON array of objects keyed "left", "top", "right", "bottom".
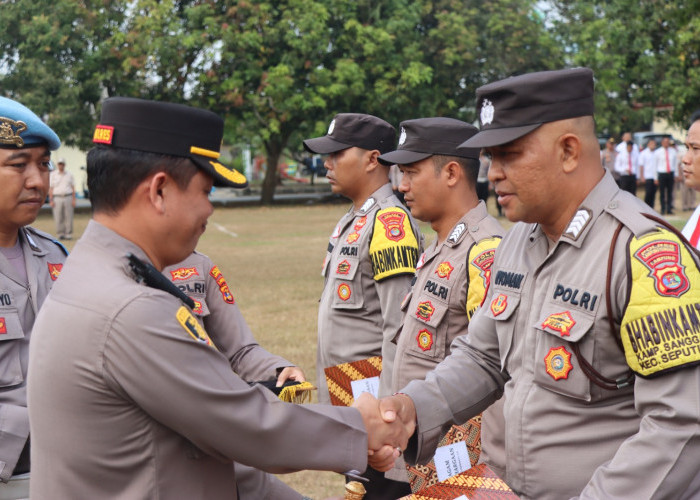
[{"left": 534, "top": 304, "right": 595, "bottom": 342}]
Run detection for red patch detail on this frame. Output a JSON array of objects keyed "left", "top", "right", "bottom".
[
  {"left": 416, "top": 329, "right": 433, "bottom": 351},
  {"left": 338, "top": 283, "right": 351, "bottom": 301},
  {"left": 544, "top": 346, "right": 573, "bottom": 380},
  {"left": 542, "top": 311, "right": 576, "bottom": 337},
  {"left": 435, "top": 261, "right": 454, "bottom": 280},
  {"left": 416, "top": 301, "right": 435, "bottom": 321},
  {"left": 354, "top": 216, "right": 367, "bottom": 231},
  {"left": 346, "top": 232, "right": 360, "bottom": 244},
  {"left": 170, "top": 266, "right": 199, "bottom": 281},
  {"left": 209, "top": 266, "right": 235, "bottom": 304},
  {"left": 192, "top": 299, "right": 203, "bottom": 314},
  {"left": 472, "top": 248, "right": 495, "bottom": 289},
  {"left": 336, "top": 260, "right": 351, "bottom": 275},
  {"left": 490, "top": 294, "right": 507, "bottom": 316},
  {"left": 47, "top": 263, "right": 63, "bottom": 281},
  {"left": 377, "top": 211, "right": 406, "bottom": 242},
  {"left": 634, "top": 240, "right": 690, "bottom": 297},
  {"left": 93, "top": 124, "right": 114, "bottom": 144},
  {"left": 0, "top": 318, "right": 5, "bottom": 334}
]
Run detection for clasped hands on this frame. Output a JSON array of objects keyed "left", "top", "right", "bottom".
[{"left": 352, "top": 392, "right": 417, "bottom": 471}]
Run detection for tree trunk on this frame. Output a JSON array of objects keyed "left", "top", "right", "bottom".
[{"left": 260, "top": 147, "right": 281, "bottom": 205}]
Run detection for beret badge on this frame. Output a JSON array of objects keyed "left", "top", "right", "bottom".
[
  {"left": 0, "top": 117, "right": 27, "bottom": 147},
  {"left": 480, "top": 99, "right": 495, "bottom": 126}
]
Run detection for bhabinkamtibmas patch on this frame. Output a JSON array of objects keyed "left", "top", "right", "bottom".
[
  {"left": 176, "top": 306, "right": 216, "bottom": 349},
  {"left": 466, "top": 237, "right": 501, "bottom": 320},
  {"left": 622, "top": 229, "right": 700, "bottom": 377},
  {"left": 369, "top": 207, "right": 419, "bottom": 281}
]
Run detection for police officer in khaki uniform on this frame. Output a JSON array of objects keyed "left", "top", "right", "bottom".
[
  {"left": 374, "top": 68, "right": 700, "bottom": 499},
  {"left": 164, "top": 251, "right": 307, "bottom": 500},
  {"left": 304, "top": 113, "right": 422, "bottom": 498},
  {"left": 28, "top": 97, "right": 409, "bottom": 499},
  {"left": 377, "top": 117, "right": 506, "bottom": 485},
  {"left": 0, "top": 97, "right": 65, "bottom": 488}
]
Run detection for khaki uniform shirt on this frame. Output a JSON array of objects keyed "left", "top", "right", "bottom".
[
  {"left": 318, "top": 183, "right": 422, "bottom": 402},
  {"left": 49, "top": 169, "right": 74, "bottom": 196},
  {"left": 164, "top": 253, "right": 301, "bottom": 500},
  {"left": 388, "top": 201, "right": 504, "bottom": 482},
  {"left": 28, "top": 221, "right": 367, "bottom": 499},
  {"left": 402, "top": 172, "right": 700, "bottom": 499},
  {"left": 0, "top": 228, "right": 65, "bottom": 481}
]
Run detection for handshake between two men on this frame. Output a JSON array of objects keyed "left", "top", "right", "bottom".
[{"left": 352, "top": 392, "right": 418, "bottom": 471}]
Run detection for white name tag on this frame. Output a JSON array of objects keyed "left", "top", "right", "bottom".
[
  {"left": 434, "top": 441, "right": 471, "bottom": 482},
  {"left": 350, "top": 376, "right": 379, "bottom": 400}
]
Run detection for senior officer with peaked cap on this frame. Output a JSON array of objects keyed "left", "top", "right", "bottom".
[
  {"left": 0, "top": 97, "right": 66, "bottom": 490},
  {"left": 27, "top": 97, "right": 410, "bottom": 499},
  {"left": 375, "top": 68, "right": 700, "bottom": 499},
  {"left": 376, "top": 117, "right": 506, "bottom": 486}
]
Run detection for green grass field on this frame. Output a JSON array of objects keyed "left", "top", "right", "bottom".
[{"left": 30, "top": 196, "right": 691, "bottom": 499}]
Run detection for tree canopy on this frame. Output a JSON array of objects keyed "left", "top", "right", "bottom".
[{"left": 2, "top": 0, "right": 698, "bottom": 201}]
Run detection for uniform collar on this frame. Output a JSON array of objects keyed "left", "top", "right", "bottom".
[
  {"left": 354, "top": 183, "right": 394, "bottom": 216},
  {"left": 424, "top": 200, "right": 490, "bottom": 262},
  {"left": 529, "top": 170, "right": 618, "bottom": 248},
  {"left": 83, "top": 220, "right": 155, "bottom": 275}
]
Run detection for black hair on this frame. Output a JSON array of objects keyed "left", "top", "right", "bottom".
[
  {"left": 690, "top": 110, "right": 700, "bottom": 127},
  {"left": 431, "top": 155, "right": 480, "bottom": 186},
  {"left": 87, "top": 146, "right": 198, "bottom": 214}
]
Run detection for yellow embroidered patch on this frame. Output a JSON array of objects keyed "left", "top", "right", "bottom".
[
  {"left": 622, "top": 229, "right": 700, "bottom": 377},
  {"left": 466, "top": 237, "right": 501, "bottom": 320},
  {"left": 369, "top": 208, "right": 419, "bottom": 281},
  {"left": 176, "top": 306, "right": 216, "bottom": 349}
]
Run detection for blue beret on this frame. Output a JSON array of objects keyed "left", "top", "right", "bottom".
[{"left": 0, "top": 96, "right": 61, "bottom": 150}]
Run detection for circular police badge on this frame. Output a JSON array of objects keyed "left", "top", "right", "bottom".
[
  {"left": 481, "top": 99, "right": 495, "bottom": 126},
  {"left": 398, "top": 127, "right": 407, "bottom": 146},
  {"left": 337, "top": 283, "right": 351, "bottom": 301},
  {"left": 327, "top": 119, "right": 336, "bottom": 135}
]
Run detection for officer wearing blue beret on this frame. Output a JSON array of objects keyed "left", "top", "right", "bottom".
[{"left": 0, "top": 96, "right": 66, "bottom": 491}]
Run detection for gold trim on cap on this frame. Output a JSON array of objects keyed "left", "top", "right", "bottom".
[
  {"left": 0, "top": 117, "right": 27, "bottom": 147},
  {"left": 190, "top": 146, "right": 220, "bottom": 159},
  {"left": 210, "top": 161, "right": 247, "bottom": 185}
]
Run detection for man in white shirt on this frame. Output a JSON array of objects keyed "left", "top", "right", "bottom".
[
  {"left": 654, "top": 136, "right": 678, "bottom": 215},
  {"left": 681, "top": 111, "right": 700, "bottom": 247},
  {"left": 48, "top": 158, "right": 76, "bottom": 240},
  {"left": 614, "top": 140, "right": 639, "bottom": 195},
  {"left": 638, "top": 139, "right": 657, "bottom": 209}
]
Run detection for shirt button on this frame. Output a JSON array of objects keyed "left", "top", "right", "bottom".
[{"left": 608, "top": 201, "right": 618, "bottom": 209}]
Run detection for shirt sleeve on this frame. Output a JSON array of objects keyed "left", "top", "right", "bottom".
[{"left": 103, "top": 294, "right": 368, "bottom": 474}]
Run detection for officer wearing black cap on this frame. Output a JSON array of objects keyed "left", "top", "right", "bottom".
[
  {"left": 304, "top": 113, "right": 422, "bottom": 498},
  {"left": 28, "top": 98, "right": 410, "bottom": 499},
  {"left": 373, "top": 117, "right": 506, "bottom": 486},
  {"left": 0, "top": 96, "right": 66, "bottom": 492},
  {"left": 378, "top": 68, "right": 700, "bottom": 499}
]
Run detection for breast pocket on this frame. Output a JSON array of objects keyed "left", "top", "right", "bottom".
[
  {"left": 406, "top": 299, "right": 448, "bottom": 360},
  {"left": 483, "top": 289, "right": 521, "bottom": 369},
  {"left": 331, "top": 256, "right": 364, "bottom": 310},
  {"left": 0, "top": 310, "right": 25, "bottom": 388},
  {"left": 533, "top": 304, "right": 595, "bottom": 401}
]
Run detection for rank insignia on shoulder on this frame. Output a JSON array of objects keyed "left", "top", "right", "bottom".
[
  {"left": 170, "top": 266, "right": 199, "bottom": 281},
  {"left": 544, "top": 346, "right": 573, "bottom": 380},
  {"left": 209, "top": 266, "right": 235, "bottom": 304},
  {"left": 337, "top": 283, "right": 352, "bottom": 301},
  {"left": 563, "top": 208, "right": 592, "bottom": 241},
  {"left": 448, "top": 223, "right": 466, "bottom": 243},
  {"left": 176, "top": 306, "right": 215, "bottom": 348},
  {"left": 416, "top": 252, "right": 426, "bottom": 271},
  {"left": 435, "top": 261, "right": 454, "bottom": 280},
  {"left": 0, "top": 317, "right": 6, "bottom": 334},
  {"left": 331, "top": 223, "right": 342, "bottom": 239},
  {"left": 542, "top": 311, "right": 576, "bottom": 337},
  {"left": 416, "top": 300, "right": 435, "bottom": 321},
  {"left": 360, "top": 197, "right": 376, "bottom": 213},
  {"left": 416, "top": 329, "right": 433, "bottom": 351},
  {"left": 490, "top": 294, "right": 507, "bottom": 316},
  {"left": 47, "top": 262, "right": 63, "bottom": 281}
]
